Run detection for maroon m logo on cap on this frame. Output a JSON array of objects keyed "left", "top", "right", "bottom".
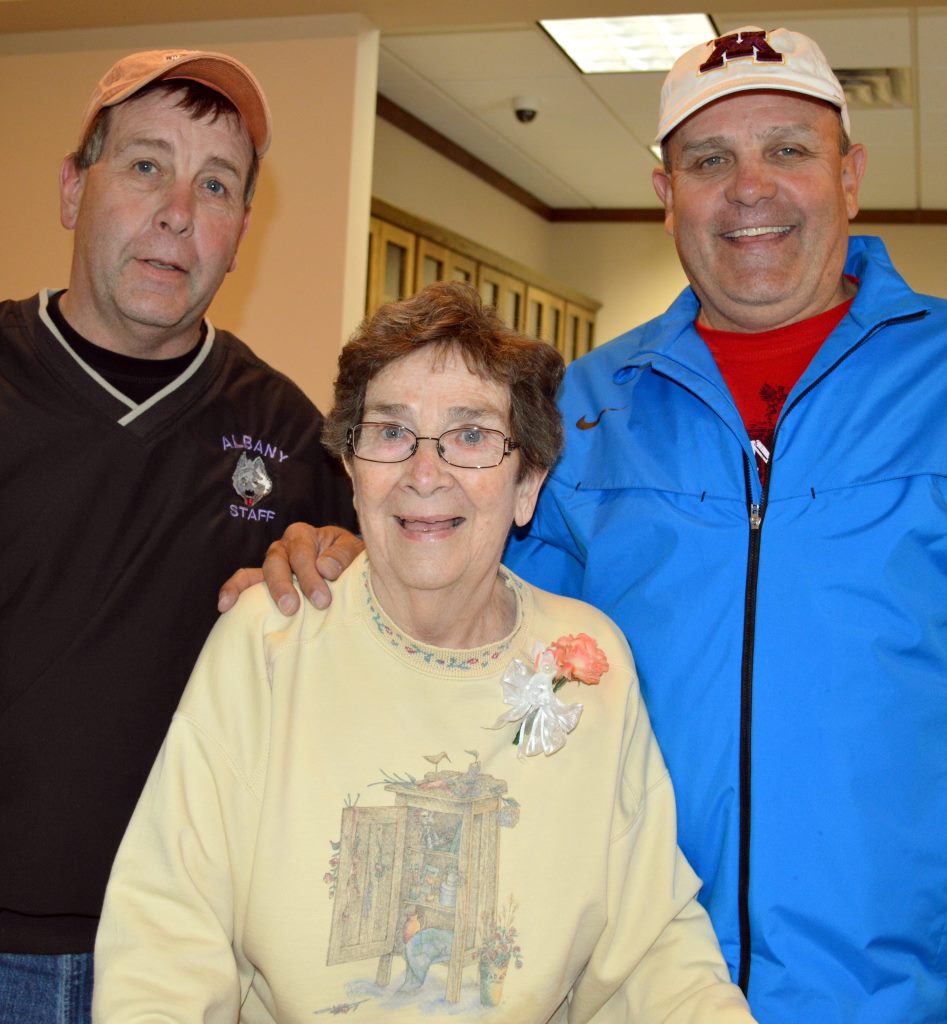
[{"left": 699, "top": 30, "right": 784, "bottom": 73}]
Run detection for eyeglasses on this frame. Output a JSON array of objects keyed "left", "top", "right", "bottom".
[{"left": 347, "top": 422, "right": 519, "bottom": 469}]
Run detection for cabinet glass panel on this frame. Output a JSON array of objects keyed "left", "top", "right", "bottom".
[
  {"left": 565, "top": 303, "right": 595, "bottom": 361},
  {"left": 384, "top": 241, "right": 410, "bottom": 304},
  {"left": 478, "top": 266, "right": 526, "bottom": 331},
  {"left": 421, "top": 254, "right": 444, "bottom": 287},
  {"left": 527, "top": 299, "right": 542, "bottom": 338},
  {"left": 566, "top": 312, "right": 580, "bottom": 362},
  {"left": 480, "top": 279, "right": 500, "bottom": 307},
  {"left": 550, "top": 307, "right": 561, "bottom": 348},
  {"left": 506, "top": 291, "right": 522, "bottom": 329}
]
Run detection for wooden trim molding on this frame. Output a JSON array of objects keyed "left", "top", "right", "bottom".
[{"left": 377, "top": 94, "right": 947, "bottom": 226}]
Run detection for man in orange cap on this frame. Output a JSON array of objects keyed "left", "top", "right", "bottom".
[{"left": 0, "top": 50, "right": 354, "bottom": 1023}]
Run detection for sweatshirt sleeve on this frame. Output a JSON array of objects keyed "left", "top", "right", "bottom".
[
  {"left": 568, "top": 686, "right": 757, "bottom": 1024},
  {"left": 92, "top": 590, "right": 274, "bottom": 1023}
]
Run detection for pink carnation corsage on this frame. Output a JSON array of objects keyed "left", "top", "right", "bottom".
[{"left": 488, "top": 634, "right": 609, "bottom": 758}]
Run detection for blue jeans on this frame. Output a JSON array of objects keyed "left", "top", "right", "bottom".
[{"left": 0, "top": 953, "right": 93, "bottom": 1024}]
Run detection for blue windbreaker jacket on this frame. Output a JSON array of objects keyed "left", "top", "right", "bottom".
[{"left": 505, "top": 236, "right": 947, "bottom": 1023}]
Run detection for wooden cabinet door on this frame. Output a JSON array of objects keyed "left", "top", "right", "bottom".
[
  {"left": 327, "top": 805, "right": 406, "bottom": 965},
  {"left": 416, "top": 237, "right": 449, "bottom": 288},
  {"left": 525, "top": 284, "right": 565, "bottom": 353},
  {"left": 478, "top": 265, "right": 526, "bottom": 331},
  {"left": 367, "top": 219, "right": 417, "bottom": 315},
  {"left": 565, "top": 302, "right": 595, "bottom": 361}
]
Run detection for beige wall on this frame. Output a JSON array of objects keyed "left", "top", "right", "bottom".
[
  {"left": 867, "top": 224, "right": 947, "bottom": 301},
  {"left": 0, "top": 15, "right": 379, "bottom": 413},
  {"left": 544, "top": 222, "right": 686, "bottom": 344}
]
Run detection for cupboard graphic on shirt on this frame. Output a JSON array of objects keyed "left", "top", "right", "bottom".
[{"left": 321, "top": 751, "right": 522, "bottom": 1015}]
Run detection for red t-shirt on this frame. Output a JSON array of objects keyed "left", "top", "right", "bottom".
[{"left": 697, "top": 294, "right": 855, "bottom": 484}]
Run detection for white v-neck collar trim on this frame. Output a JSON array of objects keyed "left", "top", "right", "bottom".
[{"left": 38, "top": 288, "right": 215, "bottom": 426}]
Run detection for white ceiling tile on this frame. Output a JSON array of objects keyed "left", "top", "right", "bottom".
[{"left": 583, "top": 71, "right": 666, "bottom": 148}]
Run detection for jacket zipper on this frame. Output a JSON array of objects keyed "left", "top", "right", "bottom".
[
  {"left": 732, "top": 310, "right": 925, "bottom": 996},
  {"left": 737, "top": 454, "right": 763, "bottom": 993}
]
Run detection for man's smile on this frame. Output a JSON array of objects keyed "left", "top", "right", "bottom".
[{"left": 722, "top": 226, "right": 792, "bottom": 240}]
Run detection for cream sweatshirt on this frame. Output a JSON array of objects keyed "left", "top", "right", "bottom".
[{"left": 94, "top": 554, "right": 754, "bottom": 1023}]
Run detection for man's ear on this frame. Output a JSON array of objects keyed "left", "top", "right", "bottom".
[
  {"left": 59, "top": 154, "right": 86, "bottom": 230},
  {"left": 842, "top": 144, "right": 868, "bottom": 221},
  {"left": 228, "top": 208, "right": 253, "bottom": 274},
  {"left": 652, "top": 166, "right": 675, "bottom": 238}
]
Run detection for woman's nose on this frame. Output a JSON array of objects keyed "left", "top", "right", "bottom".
[{"left": 404, "top": 437, "right": 451, "bottom": 491}]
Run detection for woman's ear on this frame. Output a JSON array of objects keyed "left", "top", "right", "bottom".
[{"left": 513, "top": 469, "right": 548, "bottom": 528}]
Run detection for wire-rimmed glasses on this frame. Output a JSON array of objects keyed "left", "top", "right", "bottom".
[{"left": 347, "top": 422, "right": 519, "bottom": 469}]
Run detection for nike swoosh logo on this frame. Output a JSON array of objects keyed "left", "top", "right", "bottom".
[{"left": 576, "top": 407, "right": 624, "bottom": 430}]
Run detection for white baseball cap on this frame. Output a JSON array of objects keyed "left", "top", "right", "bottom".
[
  {"left": 78, "top": 49, "right": 272, "bottom": 157},
  {"left": 656, "top": 26, "right": 850, "bottom": 143}
]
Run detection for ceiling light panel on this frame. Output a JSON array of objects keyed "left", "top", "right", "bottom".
[{"left": 540, "top": 14, "right": 717, "bottom": 74}]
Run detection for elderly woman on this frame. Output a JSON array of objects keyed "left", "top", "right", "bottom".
[{"left": 93, "top": 282, "right": 754, "bottom": 1023}]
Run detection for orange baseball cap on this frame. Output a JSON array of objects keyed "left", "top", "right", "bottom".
[{"left": 77, "top": 49, "right": 272, "bottom": 156}]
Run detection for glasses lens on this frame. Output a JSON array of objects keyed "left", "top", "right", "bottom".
[
  {"left": 439, "top": 427, "right": 505, "bottom": 468},
  {"left": 353, "top": 423, "right": 415, "bottom": 463}
]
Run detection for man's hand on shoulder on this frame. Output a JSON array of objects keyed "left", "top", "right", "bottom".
[{"left": 217, "top": 523, "right": 364, "bottom": 615}]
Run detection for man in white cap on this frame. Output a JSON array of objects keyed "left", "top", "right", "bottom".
[
  {"left": 0, "top": 50, "right": 355, "bottom": 1023},
  {"left": 505, "top": 25, "right": 947, "bottom": 1024},
  {"left": 245, "top": 25, "right": 947, "bottom": 1024}
]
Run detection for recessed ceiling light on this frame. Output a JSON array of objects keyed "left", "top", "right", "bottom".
[{"left": 540, "top": 14, "right": 717, "bottom": 74}]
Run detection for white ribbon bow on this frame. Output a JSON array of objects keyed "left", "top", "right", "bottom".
[{"left": 489, "top": 645, "right": 583, "bottom": 758}]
